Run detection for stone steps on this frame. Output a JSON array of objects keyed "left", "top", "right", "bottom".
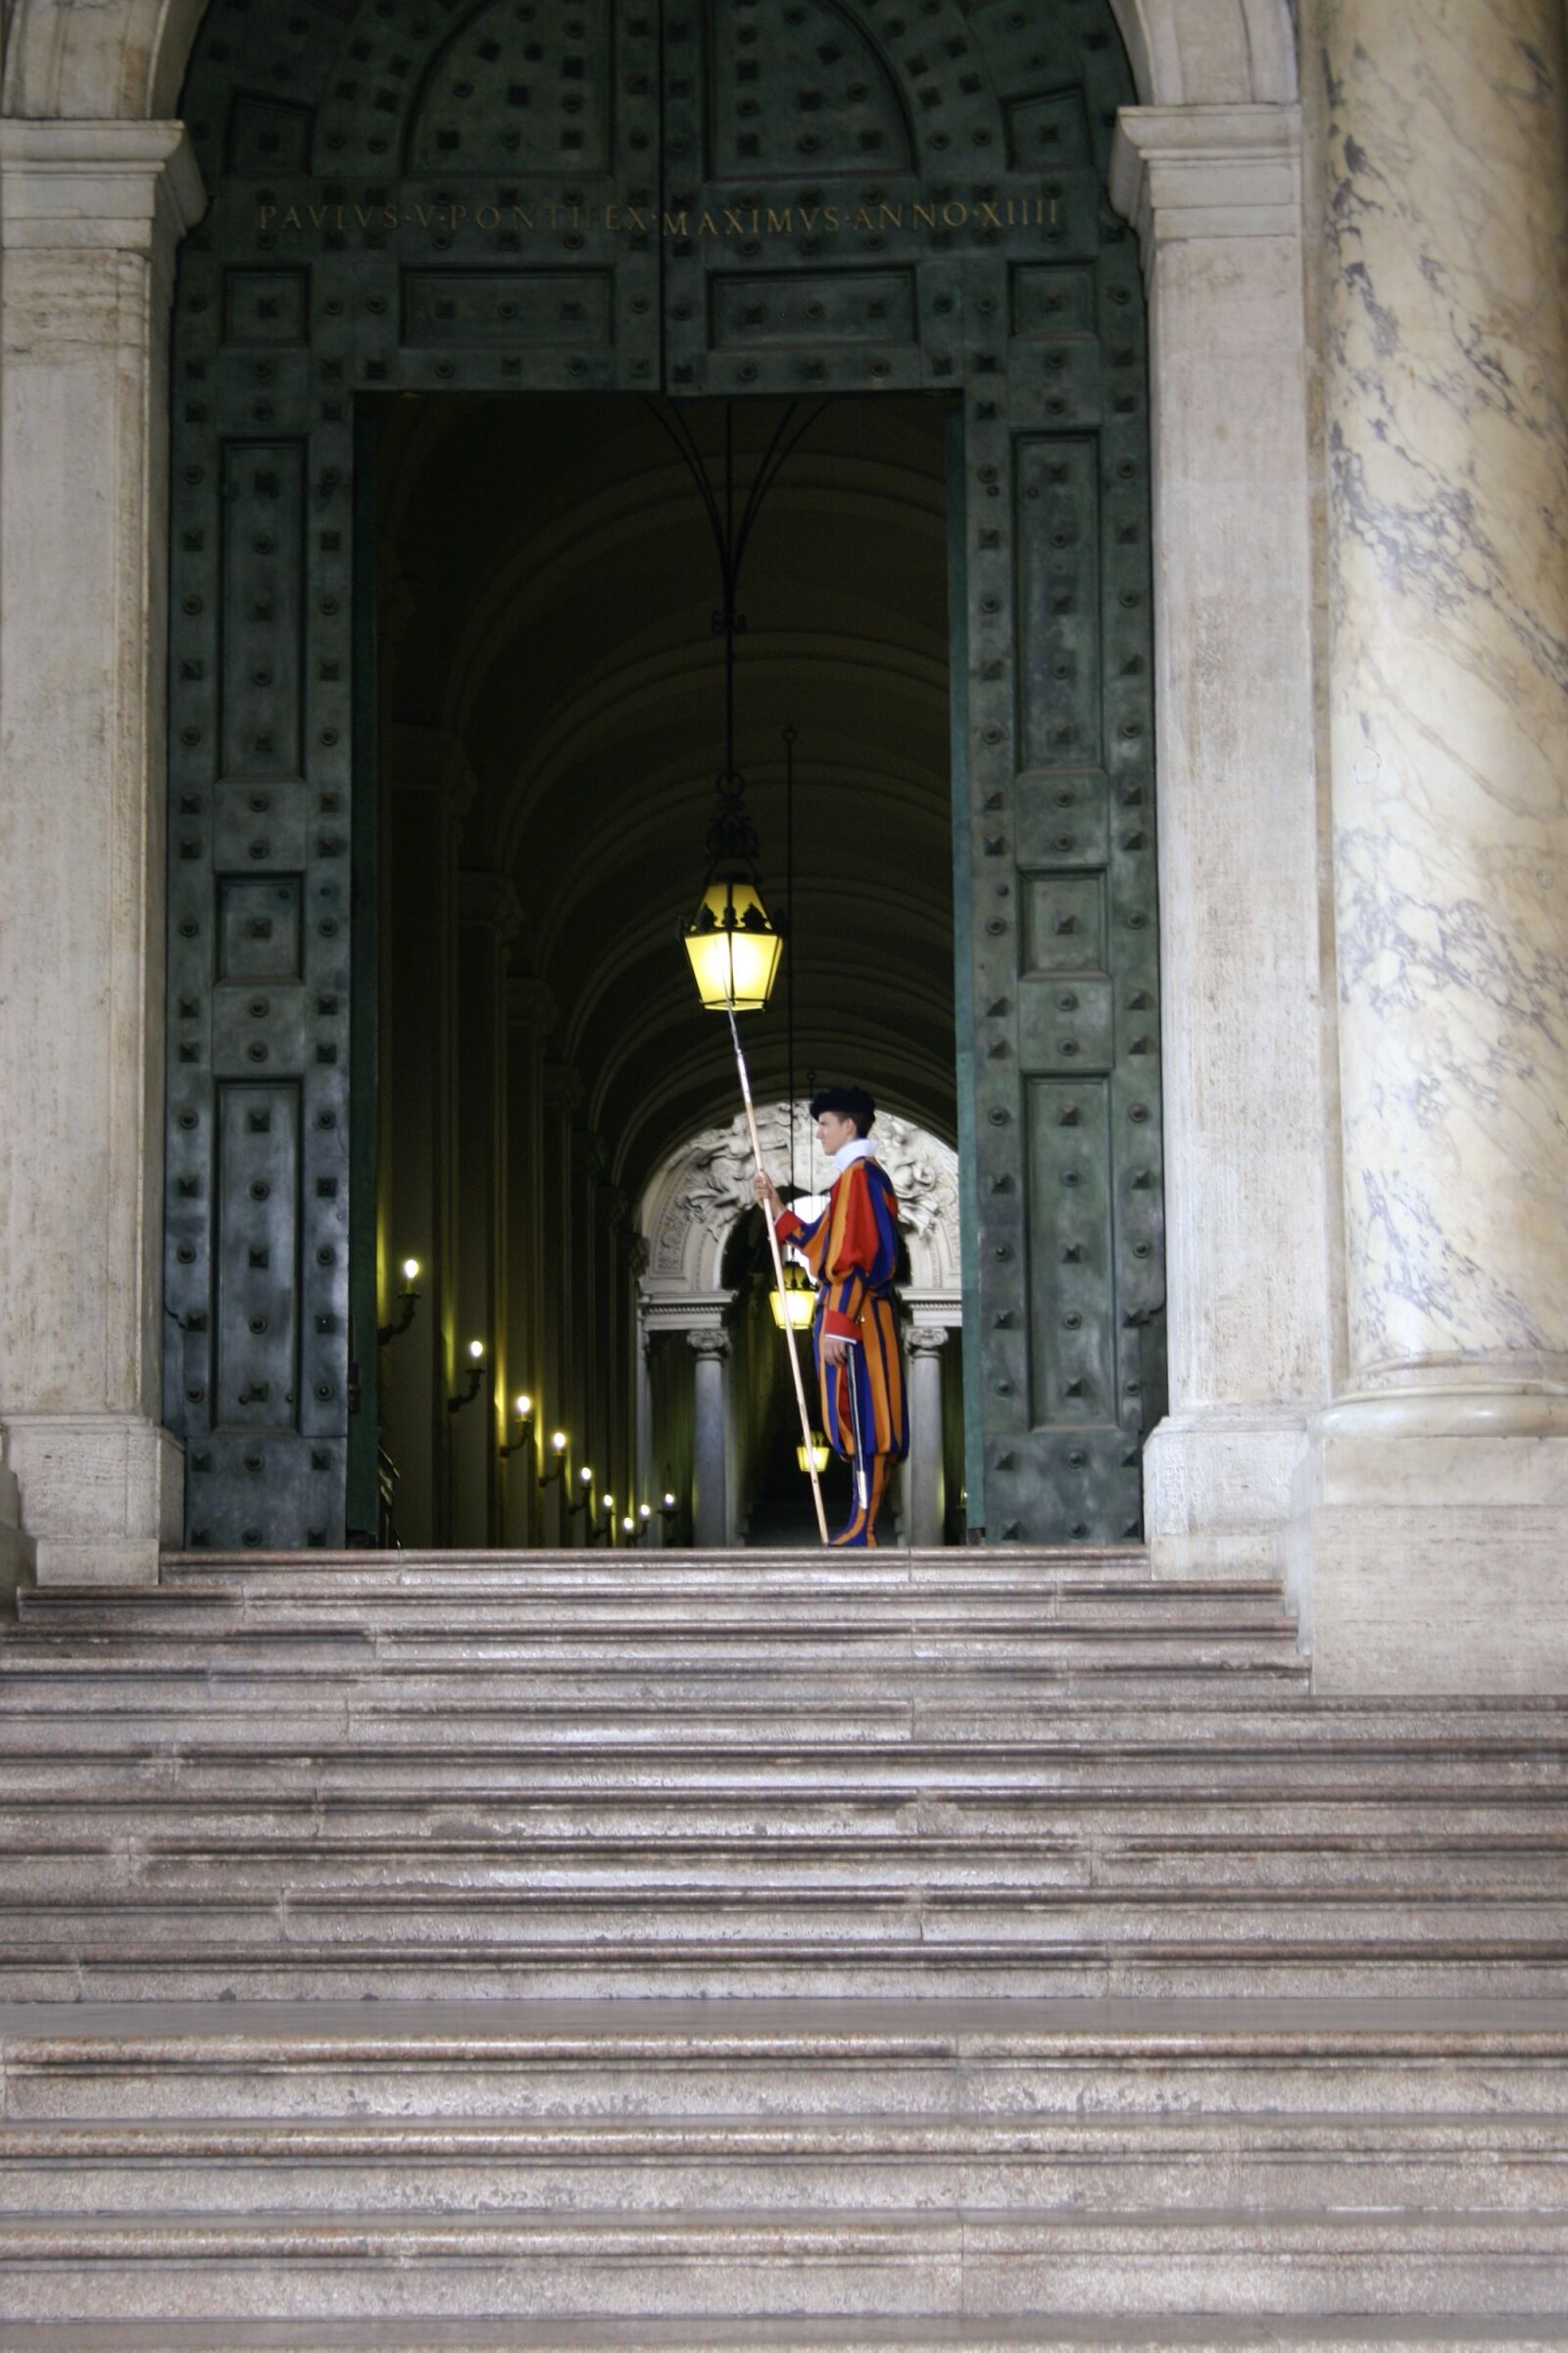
[
  {"left": 5, "top": 2206, "right": 1568, "bottom": 2324},
  {"left": 2, "top": 1728, "right": 1565, "bottom": 1785},
  {"left": 10, "top": 1795, "right": 1568, "bottom": 1835},
  {"left": 6, "top": 1995, "right": 1567, "bottom": 2116},
  {"left": 21, "top": 1574, "right": 1292, "bottom": 1611},
  {"left": 3, "top": 1641, "right": 1309, "bottom": 1681},
  {"left": 155, "top": 1547, "right": 1156, "bottom": 1584},
  {"left": 6, "top": 1835, "right": 1566, "bottom": 1899},
  {"left": 6, "top": 1555, "right": 1568, "bottom": 2332},
  {"left": 3, "top": 2323, "right": 1568, "bottom": 2353},
  {"left": 8, "top": 2106, "right": 1568, "bottom": 2217}
]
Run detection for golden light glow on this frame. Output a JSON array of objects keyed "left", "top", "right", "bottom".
[
  {"left": 622, "top": 1515, "right": 635, "bottom": 1535},
  {"left": 682, "top": 874, "right": 783, "bottom": 1013},
  {"left": 602, "top": 1494, "right": 613, "bottom": 1514},
  {"left": 770, "top": 1263, "right": 816, "bottom": 1330},
  {"left": 467, "top": 1339, "right": 485, "bottom": 1361},
  {"left": 797, "top": 1435, "right": 831, "bottom": 1475},
  {"left": 579, "top": 1464, "right": 593, "bottom": 1487},
  {"left": 401, "top": 1257, "right": 420, "bottom": 1285},
  {"left": 514, "top": 1394, "right": 532, "bottom": 1420},
  {"left": 551, "top": 1430, "right": 568, "bottom": 1455}
]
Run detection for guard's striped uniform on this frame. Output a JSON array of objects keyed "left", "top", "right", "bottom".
[{"left": 776, "top": 1158, "right": 907, "bottom": 1547}]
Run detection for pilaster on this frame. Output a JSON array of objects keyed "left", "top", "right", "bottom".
[
  {"left": 1110, "top": 103, "right": 1335, "bottom": 1581},
  {"left": 0, "top": 122, "right": 205, "bottom": 1583}
]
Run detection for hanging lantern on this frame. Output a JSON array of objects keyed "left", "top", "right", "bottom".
[
  {"left": 770, "top": 1259, "right": 816, "bottom": 1331},
  {"left": 797, "top": 1433, "right": 831, "bottom": 1475},
  {"left": 682, "top": 866, "right": 782, "bottom": 1014}
]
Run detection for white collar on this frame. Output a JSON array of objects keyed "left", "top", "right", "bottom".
[{"left": 829, "top": 1138, "right": 879, "bottom": 1179}]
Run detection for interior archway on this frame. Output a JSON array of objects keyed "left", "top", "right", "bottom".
[{"left": 372, "top": 392, "right": 955, "bottom": 1545}]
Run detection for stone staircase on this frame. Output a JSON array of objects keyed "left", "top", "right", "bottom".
[{"left": 1, "top": 1546, "right": 1567, "bottom": 2343}]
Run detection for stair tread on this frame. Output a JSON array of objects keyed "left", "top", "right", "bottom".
[
  {"left": 8, "top": 2203, "right": 1568, "bottom": 2243},
  {"left": 1, "top": 2320, "right": 1565, "bottom": 2351},
  {"left": 4, "top": 1990, "right": 1566, "bottom": 2044},
  {"left": 6, "top": 2106, "right": 1568, "bottom": 2148}
]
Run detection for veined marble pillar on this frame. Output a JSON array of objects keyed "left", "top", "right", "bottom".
[
  {"left": 1110, "top": 107, "right": 1336, "bottom": 1581},
  {"left": 906, "top": 1327, "right": 950, "bottom": 1549},
  {"left": 0, "top": 123, "right": 205, "bottom": 1583},
  {"left": 1295, "top": 0, "right": 1568, "bottom": 1690},
  {"left": 689, "top": 1328, "right": 729, "bottom": 1550}
]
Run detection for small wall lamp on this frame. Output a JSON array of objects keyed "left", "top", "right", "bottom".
[
  {"left": 539, "top": 1429, "right": 569, "bottom": 1489},
  {"left": 378, "top": 1257, "right": 421, "bottom": 1346},
  {"left": 448, "top": 1338, "right": 486, "bottom": 1413},
  {"left": 660, "top": 1488, "right": 678, "bottom": 1533},
  {"left": 499, "top": 1394, "right": 534, "bottom": 1460},
  {"left": 568, "top": 1464, "right": 595, "bottom": 1516}
]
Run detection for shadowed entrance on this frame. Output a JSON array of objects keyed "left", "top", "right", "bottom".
[{"left": 372, "top": 392, "right": 954, "bottom": 1548}]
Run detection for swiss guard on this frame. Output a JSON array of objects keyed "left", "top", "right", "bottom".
[{"left": 756, "top": 1085, "right": 909, "bottom": 1547}]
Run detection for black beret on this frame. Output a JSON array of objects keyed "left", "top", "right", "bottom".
[{"left": 808, "top": 1084, "right": 875, "bottom": 1134}]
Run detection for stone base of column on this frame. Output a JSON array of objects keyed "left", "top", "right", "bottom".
[
  {"left": 1288, "top": 1395, "right": 1568, "bottom": 1692},
  {"left": 3, "top": 1415, "right": 183, "bottom": 1587},
  {"left": 1144, "top": 1409, "right": 1308, "bottom": 1580}
]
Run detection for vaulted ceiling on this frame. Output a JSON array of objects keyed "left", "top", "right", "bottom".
[{"left": 376, "top": 391, "right": 955, "bottom": 1197}]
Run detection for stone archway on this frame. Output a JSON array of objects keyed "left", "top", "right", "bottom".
[
  {"left": 0, "top": 0, "right": 1332, "bottom": 1594},
  {"left": 0, "top": 0, "right": 1298, "bottom": 119}
]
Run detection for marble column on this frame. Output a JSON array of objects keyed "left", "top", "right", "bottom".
[
  {"left": 906, "top": 1326, "right": 950, "bottom": 1549},
  {"left": 1293, "top": 0, "right": 1568, "bottom": 1690},
  {"left": 1110, "top": 105, "right": 1337, "bottom": 1581},
  {"left": 0, "top": 123, "right": 206, "bottom": 1584},
  {"left": 688, "top": 1328, "right": 730, "bottom": 1550}
]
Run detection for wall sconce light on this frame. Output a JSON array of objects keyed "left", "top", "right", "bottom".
[
  {"left": 637, "top": 1502, "right": 653, "bottom": 1544},
  {"left": 660, "top": 1488, "right": 678, "bottom": 1533},
  {"left": 601, "top": 1492, "right": 615, "bottom": 1545},
  {"left": 568, "top": 1464, "right": 595, "bottom": 1517},
  {"left": 378, "top": 1257, "right": 421, "bottom": 1346},
  {"left": 499, "top": 1394, "right": 534, "bottom": 1461},
  {"left": 539, "top": 1429, "right": 568, "bottom": 1489},
  {"left": 448, "top": 1338, "right": 486, "bottom": 1413}
]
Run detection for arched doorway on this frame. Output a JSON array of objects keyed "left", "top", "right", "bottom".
[
  {"left": 640, "top": 1102, "right": 963, "bottom": 1545},
  {"left": 371, "top": 390, "right": 955, "bottom": 1549},
  {"left": 160, "top": 0, "right": 1164, "bottom": 1550}
]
